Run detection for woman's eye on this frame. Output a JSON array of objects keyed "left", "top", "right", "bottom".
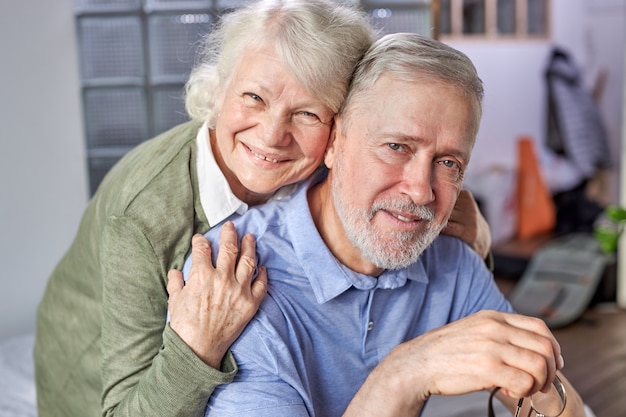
[
  {"left": 294, "top": 111, "right": 325, "bottom": 126},
  {"left": 298, "top": 111, "right": 319, "bottom": 120},
  {"left": 244, "top": 92, "right": 263, "bottom": 103}
]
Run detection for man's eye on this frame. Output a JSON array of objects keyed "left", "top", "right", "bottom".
[
  {"left": 388, "top": 143, "right": 403, "bottom": 151},
  {"left": 436, "top": 159, "right": 463, "bottom": 182},
  {"left": 440, "top": 159, "right": 457, "bottom": 168}
]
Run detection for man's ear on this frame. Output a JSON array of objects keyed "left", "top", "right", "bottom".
[{"left": 324, "top": 116, "right": 340, "bottom": 168}]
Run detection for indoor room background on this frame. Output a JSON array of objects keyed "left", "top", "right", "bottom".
[{"left": 1, "top": 0, "right": 625, "bottom": 342}]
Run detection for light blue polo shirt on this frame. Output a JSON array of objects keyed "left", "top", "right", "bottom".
[{"left": 183, "top": 169, "right": 513, "bottom": 417}]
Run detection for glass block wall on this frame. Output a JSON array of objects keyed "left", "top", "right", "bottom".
[
  {"left": 365, "top": 0, "right": 432, "bottom": 36},
  {"left": 75, "top": 0, "right": 431, "bottom": 195}
]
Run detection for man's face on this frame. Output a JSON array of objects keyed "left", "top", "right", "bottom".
[{"left": 324, "top": 74, "right": 477, "bottom": 270}]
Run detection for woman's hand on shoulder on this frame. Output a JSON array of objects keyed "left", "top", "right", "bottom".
[
  {"left": 167, "top": 222, "right": 268, "bottom": 369},
  {"left": 442, "top": 189, "right": 491, "bottom": 259}
]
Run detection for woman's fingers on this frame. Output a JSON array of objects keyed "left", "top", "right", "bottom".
[
  {"left": 237, "top": 232, "right": 259, "bottom": 285},
  {"left": 214, "top": 221, "right": 240, "bottom": 278},
  {"left": 166, "top": 268, "right": 184, "bottom": 296},
  {"left": 251, "top": 266, "right": 268, "bottom": 301}
]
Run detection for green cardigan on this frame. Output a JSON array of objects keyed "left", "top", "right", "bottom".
[{"left": 35, "top": 121, "right": 236, "bottom": 417}]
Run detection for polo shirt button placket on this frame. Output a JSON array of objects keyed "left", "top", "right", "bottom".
[{"left": 367, "top": 321, "right": 374, "bottom": 331}]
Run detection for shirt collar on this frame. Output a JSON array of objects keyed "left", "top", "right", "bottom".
[{"left": 196, "top": 123, "right": 249, "bottom": 226}]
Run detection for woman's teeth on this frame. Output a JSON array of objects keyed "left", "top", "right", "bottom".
[{"left": 251, "top": 149, "right": 279, "bottom": 163}]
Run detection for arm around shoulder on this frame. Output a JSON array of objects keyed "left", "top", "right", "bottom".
[{"left": 100, "top": 217, "right": 234, "bottom": 417}]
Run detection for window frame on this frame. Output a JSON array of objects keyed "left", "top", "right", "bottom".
[{"left": 433, "top": 0, "right": 550, "bottom": 40}]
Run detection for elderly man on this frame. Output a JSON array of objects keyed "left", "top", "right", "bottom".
[{"left": 177, "top": 33, "right": 585, "bottom": 417}]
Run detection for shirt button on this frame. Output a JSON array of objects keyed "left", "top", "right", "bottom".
[{"left": 367, "top": 321, "right": 374, "bottom": 331}]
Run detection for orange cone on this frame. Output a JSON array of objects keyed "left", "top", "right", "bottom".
[{"left": 516, "top": 136, "right": 556, "bottom": 239}]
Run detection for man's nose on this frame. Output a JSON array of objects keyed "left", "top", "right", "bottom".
[{"left": 402, "top": 161, "right": 435, "bottom": 206}]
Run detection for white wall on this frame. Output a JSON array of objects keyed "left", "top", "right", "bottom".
[
  {"left": 451, "top": 41, "right": 552, "bottom": 176},
  {"left": 581, "top": 0, "right": 626, "bottom": 202},
  {"left": 449, "top": 0, "right": 625, "bottom": 242},
  {"left": 0, "top": 0, "right": 88, "bottom": 341},
  {"left": 458, "top": 0, "right": 624, "bottom": 180}
]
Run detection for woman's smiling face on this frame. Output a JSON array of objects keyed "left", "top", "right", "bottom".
[{"left": 211, "top": 47, "right": 334, "bottom": 206}]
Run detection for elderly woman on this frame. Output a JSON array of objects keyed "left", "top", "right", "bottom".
[{"left": 34, "top": 1, "right": 490, "bottom": 417}]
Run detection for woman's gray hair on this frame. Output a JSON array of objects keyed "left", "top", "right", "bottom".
[
  {"left": 185, "top": 0, "right": 375, "bottom": 127},
  {"left": 339, "top": 33, "right": 485, "bottom": 137}
]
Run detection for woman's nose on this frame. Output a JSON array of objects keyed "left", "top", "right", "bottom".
[{"left": 258, "top": 113, "right": 293, "bottom": 147}]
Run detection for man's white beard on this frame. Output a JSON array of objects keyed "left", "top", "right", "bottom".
[{"left": 331, "top": 164, "right": 446, "bottom": 271}]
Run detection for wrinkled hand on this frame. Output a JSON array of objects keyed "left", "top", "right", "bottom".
[
  {"left": 443, "top": 189, "right": 491, "bottom": 259},
  {"left": 345, "top": 310, "right": 564, "bottom": 417},
  {"left": 167, "top": 222, "right": 268, "bottom": 369},
  {"left": 403, "top": 310, "right": 562, "bottom": 398}
]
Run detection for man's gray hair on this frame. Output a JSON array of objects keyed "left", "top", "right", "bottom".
[
  {"left": 185, "top": 0, "right": 375, "bottom": 127},
  {"left": 339, "top": 33, "right": 484, "bottom": 137}
]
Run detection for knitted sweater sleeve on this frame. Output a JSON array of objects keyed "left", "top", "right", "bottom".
[{"left": 100, "top": 215, "right": 236, "bottom": 417}]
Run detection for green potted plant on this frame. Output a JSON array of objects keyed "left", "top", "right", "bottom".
[{"left": 594, "top": 205, "right": 626, "bottom": 254}]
